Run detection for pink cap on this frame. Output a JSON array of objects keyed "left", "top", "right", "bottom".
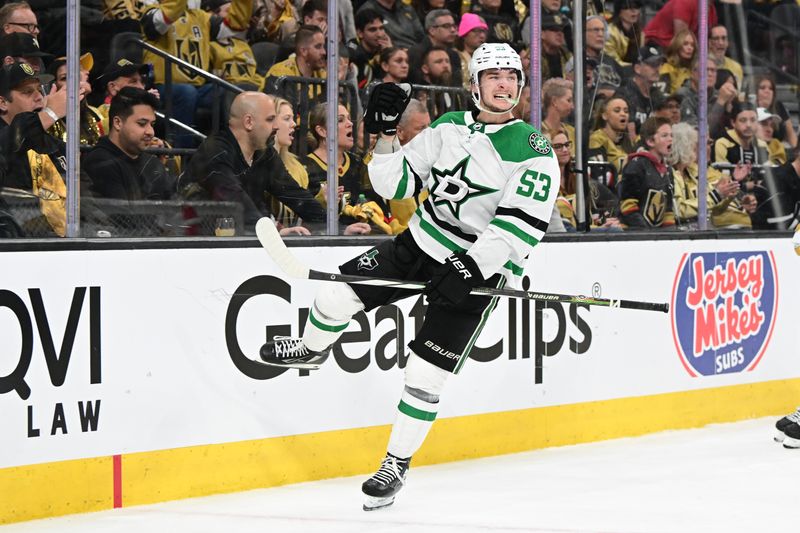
[{"left": 458, "top": 13, "right": 488, "bottom": 37}]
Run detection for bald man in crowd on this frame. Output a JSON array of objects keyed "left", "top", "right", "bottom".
[{"left": 180, "top": 91, "right": 326, "bottom": 230}]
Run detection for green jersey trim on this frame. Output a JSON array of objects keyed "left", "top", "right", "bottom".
[
  {"left": 490, "top": 218, "right": 541, "bottom": 246},
  {"left": 392, "top": 158, "right": 410, "bottom": 199},
  {"left": 430, "top": 111, "right": 467, "bottom": 129},
  {"left": 414, "top": 208, "right": 524, "bottom": 276}
]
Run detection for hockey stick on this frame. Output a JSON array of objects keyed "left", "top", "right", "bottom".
[{"left": 255, "top": 218, "right": 670, "bottom": 313}]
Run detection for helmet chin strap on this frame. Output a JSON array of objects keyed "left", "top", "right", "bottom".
[{"left": 472, "top": 88, "right": 521, "bottom": 115}]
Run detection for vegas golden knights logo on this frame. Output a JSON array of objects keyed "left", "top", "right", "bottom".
[
  {"left": 644, "top": 188, "right": 666, "bottom": 225},
  {"left": 175, "top": 39, "right": 202, "bottom": 80},
  {"left": 495, "top": 23, "right": 513, "bottom": 42}
]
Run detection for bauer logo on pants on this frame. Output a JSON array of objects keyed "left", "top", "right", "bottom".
[{"left": 670, "top": 251, "right": 778, "bottom": 377}]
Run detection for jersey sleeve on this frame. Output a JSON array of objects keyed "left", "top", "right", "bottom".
[
  {"left": 367, "top": 126, "right": 440, "bottom": 201},
  {"left": 466, "top": 152, "right": 561, "bottom": 280}
]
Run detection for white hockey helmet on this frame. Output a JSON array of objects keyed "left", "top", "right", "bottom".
[{"left": 468, "top": 43, "right": 525, "bottom": 113}]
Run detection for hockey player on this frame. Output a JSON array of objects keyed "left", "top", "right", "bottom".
[
  {"left": 776, "top": 225, "right": 800, "bottom": 448},
  {"left": 260, "top": 43, "right": 559, "bottom": 510}
]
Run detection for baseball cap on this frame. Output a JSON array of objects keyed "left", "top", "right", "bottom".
[
  {"left": 0, "top": 33, "right": 52, "bottom": 59},
  {"left": 0, "top": 62, "right": 52, "bottom": 95},
  {"left": 635, "top": 45, "right": 663, "bottom": 66},
  {"left": 756, "top": 107, "right": 780, "bottom": 123},
  {"left": 542, "top": 13, "right": 567, "bottom": 31},
  {"left": 95, "top": 58, "right": 150, "bottom": 86},
  {"left": 458, "top": 13, "right": 488, "bottom": 37}
]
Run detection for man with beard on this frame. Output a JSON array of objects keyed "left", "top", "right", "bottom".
[
  {"left": 615, "top": 45, "right": 666, "bottom": 136},
  {"left": 263, "top": 25, "right": 327, "bottom": 104},
  {"left": 408, "top": 10, "right": 462, "bottom": 87},
  {"left": 83, "top": 87, "right": 174, "bottom": 201},
  {"left": 179, "top": 91, "right": 326, "bottom": 230},
  {"left": 619, "top": 116, "right": 676, "bottom": 229},
  {"left": 416, "top": 46, "right": 462, "bottom": 116}
]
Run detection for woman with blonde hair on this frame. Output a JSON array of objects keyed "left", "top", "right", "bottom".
[
  {"left": 659, "top": 29, "right": 697, "bottom": 94},
  {"left": 669, "top": 122, "right": 755, "bottom": 228}
]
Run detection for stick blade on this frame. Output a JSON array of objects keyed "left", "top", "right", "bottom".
[{"left": 255, "top": 218, "right": 310, "bottom": 279}]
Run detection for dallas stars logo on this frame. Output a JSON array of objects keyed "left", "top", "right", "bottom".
[{"left": 430, "top": 156, "right": 497, "bottom": 218}]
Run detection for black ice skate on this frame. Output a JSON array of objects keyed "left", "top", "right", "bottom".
[
  {"left": 783, "top": 423, "right": 800, "bottom": 449},
  {"left": 361, "top": 453, "right": 410, "bottom": 511},
  {"left": 259, "top": 336, "right": 330, "bottom": 370},
  {"left": 774, "top": 407, "right": 800, "bottom": 443}
]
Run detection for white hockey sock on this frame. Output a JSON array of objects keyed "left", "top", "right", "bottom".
[
  {"left": 386, "top": 386, "right": 439, "bottom": 459},
  {"left": 302, "top": 282, "right": 364, "bottom": 351}
]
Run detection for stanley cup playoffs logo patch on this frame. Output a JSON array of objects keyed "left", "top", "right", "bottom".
[{"left": 670, "top": 251, "right": 778, "bottom": 377}]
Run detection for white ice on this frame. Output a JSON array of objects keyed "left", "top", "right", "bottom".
[{"left": 5, "top": 418, "right": 797, "bottom": 533}]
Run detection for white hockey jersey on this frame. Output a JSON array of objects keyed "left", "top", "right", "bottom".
[{"left": 369, "top": 111, "right": 561, "bottom": 288}]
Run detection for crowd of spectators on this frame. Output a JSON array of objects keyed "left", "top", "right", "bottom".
[{"left": 1, "top": 0, "right": 800, "bottom": 239}]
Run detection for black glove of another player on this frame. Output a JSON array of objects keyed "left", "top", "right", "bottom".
[
  {"left": 426, "top": 253, "right": 484, "bottom": 307},
  {"left": 364, "top": 82, "right": 411, "bottom": 135}
]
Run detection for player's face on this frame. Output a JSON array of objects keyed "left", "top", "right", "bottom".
[
  {"left": 733, "top": 111, "right": 757, "bottom": 142},
  {"left": 477, "top": 68, "right": 519, "bottom": 113},
  {"left": 116, "top": 104, "right": 155, "bottom": 155},
  {"left": 603, "top": 98, "right": 628, "bottom": 133},
  {"left": 274, "top": 102, "right": 296, "bottom": 149},
  {"left": 337, "top": 105, "right": 354, "bottom": 150},
  {"left": 551, "top": 132, "right": 572, "bottom": 166},
  {"left": 648, "top": 123, "right": 672, "bottom": 158}
]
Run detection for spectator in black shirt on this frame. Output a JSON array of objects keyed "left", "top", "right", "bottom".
[
  {"left": 408, "top": 9, "right": 462, "bottom": 86},
  {"left": 179, "top": 91, "right": 326, "bottom": 231},
  {"left": 83, "top": 87, "right": 175, "bottom": 201},
  {"left": 348, "top": 8, "right": 391, "bottom": 90},
  {"left": 615, "top": 45, "right": 666, "bottom": 137}
]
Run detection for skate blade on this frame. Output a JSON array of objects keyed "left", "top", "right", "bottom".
[
  {"left": 775, "top": 429, "right": 787, "bottom": 443},
  {"left": 782, "top": 436, "right": 800, "bottom": 449},
  {"left": 256, "top": 359, "right": 321, "bottom": 370},
  {"left": 363, "top": 495, "right": 396, "bottom": 511}
]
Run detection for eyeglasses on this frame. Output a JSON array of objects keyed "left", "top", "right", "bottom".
[
  {"left": 552, "top": 141, "right": 572, "bottom": 150},
  {"left": 7, "top": 22, "right": 39, "bottom": 32},
  {"left": 433, "top": 23, "right": 456, "bottom": 30}
]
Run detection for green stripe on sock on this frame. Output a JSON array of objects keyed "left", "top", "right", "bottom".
[
  {"left": 398, "top": 400, "right": 437, "bottom": 422},
  {"left": 309, "top": 309, "right": 348, "bottom": 332}
]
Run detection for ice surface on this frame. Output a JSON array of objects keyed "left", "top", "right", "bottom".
[{"left": 5, "top": 418, "right": 795, "bottom": 533}]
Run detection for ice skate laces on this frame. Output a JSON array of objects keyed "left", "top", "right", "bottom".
[
  {"left": 788, "top": 408, "right": 800, "bottom": 424},
  {"left": 371, "top": 456, "right": 406, "bottom": 486},
  {"left": 271, "top": 336, "right": 308, "bottom": 360}
]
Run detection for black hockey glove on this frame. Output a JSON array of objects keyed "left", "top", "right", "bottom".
[
  {"left": 426, "top": 253, "right": 484, "bottom": 307},
  {"left": 364, "top": 82, "right": 411, "bottom": 135}
]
